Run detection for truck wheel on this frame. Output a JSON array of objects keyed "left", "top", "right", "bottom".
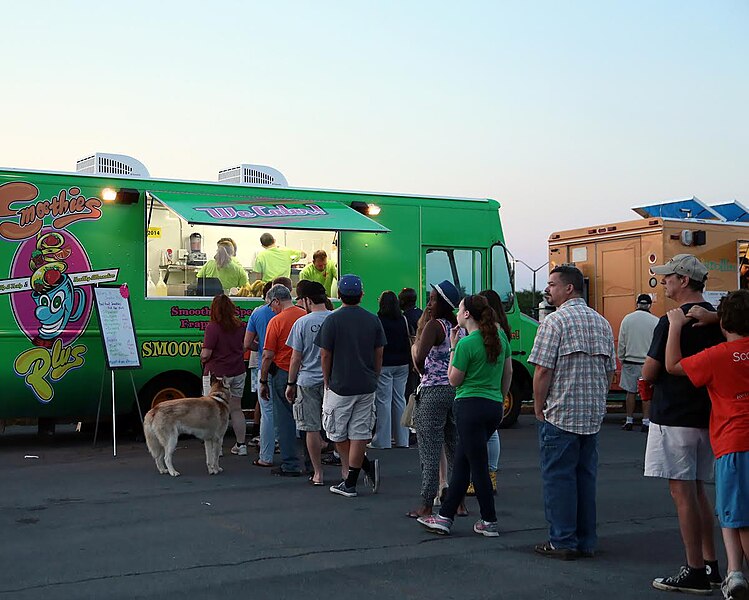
[
  {"left": 499, "top": 378, "right": 525, "bottom": 429},
  {"left": 138, "top": 373, "right": 201, "bottom": 412}
]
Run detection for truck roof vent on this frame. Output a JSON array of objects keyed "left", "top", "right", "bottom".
[
  {"left": 218, "top": 164, "right": 288, "bottom": 187},
  {"left": 75, "top": 153, "right": 150, "bottom": 178}
]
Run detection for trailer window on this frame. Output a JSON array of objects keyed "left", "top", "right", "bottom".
[
  {"left": 146, "top": 202, "right": 338, "bottom": 298},
  {"left": 425, "top": 249, "right": 482, "bottom": 298},
  {"left": 490, "top": 244, "right": 515, "bottom": 312}
]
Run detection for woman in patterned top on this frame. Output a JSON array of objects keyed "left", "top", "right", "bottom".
[{"left": 406, "top": 280, "right": 463, "bottom": 519}]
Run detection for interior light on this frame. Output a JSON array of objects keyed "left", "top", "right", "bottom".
[
  {"left": 102, "top": 188, "right": 117, "bottom": 202},
  {"left": 367, "top": 204, "right": 381, "bottom": 216}
]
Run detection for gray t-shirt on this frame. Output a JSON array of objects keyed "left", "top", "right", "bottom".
[
  {"left": 314, "top": 305, "right": 387, "bottom": 395},
  {"left": 286, "top": 310, "right": 332, "bottom": 387}
]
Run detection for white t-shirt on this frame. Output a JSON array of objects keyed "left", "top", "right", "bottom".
[
  {"left": 618, "top": 309, "right": 659, "bottom": 363},
  {"left": 286, "top": 310, "right": 332, "bottom": 387}
]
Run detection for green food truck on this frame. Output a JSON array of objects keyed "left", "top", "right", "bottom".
[{"left": 0, "top": 160, "right": 538, "bottom": 431}]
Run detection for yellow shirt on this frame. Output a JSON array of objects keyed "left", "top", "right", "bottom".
[
  {"left": 254, "top": 246, "right": 303, "bottom": 282},
  {"left": 299, "top": 261, "right": 337, "bottom": 295},
  {"left": 196, "top": 260, "right": 248, "bottom": 293}
]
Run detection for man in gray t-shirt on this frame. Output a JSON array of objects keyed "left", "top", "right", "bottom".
[
  {"left": 314, "top": 274, "right": 386, "bottom": 498},
  {"left": 286, "top": 281, "right": 331, "bottom": 485}
]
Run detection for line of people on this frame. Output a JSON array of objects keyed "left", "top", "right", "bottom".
[
  {"left": 199, "top": 252, "right": 749, "bottom": 599},
  {"left": 527, "top": 256, "right": 749, "bottom": 600}
]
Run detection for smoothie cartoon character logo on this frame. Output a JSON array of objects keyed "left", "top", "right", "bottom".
[
  {"left": 0, "top": 181, "right": 120, "bottom": 403},
  {"left": 28, "top": 232, "right": 85, "bottom": 347}
]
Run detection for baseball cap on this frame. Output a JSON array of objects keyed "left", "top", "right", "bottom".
[
  {"left": 430, "top": 280, "right": 461, "bottom": 309},
  {"left": 651, "top": 254, "right": 708, "bottom": 282},
  {"left": 636, "top": 293, "right": 652, "bottom": 305},
  {"left": 338, "top": 274, "right": 362, "bottom": 295}
]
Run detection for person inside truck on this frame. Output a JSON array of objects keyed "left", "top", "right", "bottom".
[
  {"left": 298, "top": 249, "right": 337, "bottom": 296},
  {"left": 196, "top": 241, "right": 248, "bottom": 294},
  {"left": 254, "top": 233, "right": 306, "bottom": 282},
  {"left": 740, "top": 257, "right": 748, "bottom": 289}
]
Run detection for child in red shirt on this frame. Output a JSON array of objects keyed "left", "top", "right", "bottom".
[{"left": 665, "top": 289, "right": 749, "bottom": 599}]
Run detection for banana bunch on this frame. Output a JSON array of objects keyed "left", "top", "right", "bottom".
[{"left": 235, "top": 280, "right": 267, "bottom": 297}]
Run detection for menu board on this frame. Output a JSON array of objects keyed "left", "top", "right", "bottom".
[{"left": 93, "top": 284, "right": 142, "bottom": 369}]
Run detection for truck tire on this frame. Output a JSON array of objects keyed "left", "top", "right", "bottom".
[
  {"left": 138, "top": 372, "right": 201, "bottom": 412},
  {"left": 499, "top": 372, "right": 529, "bottom": 429}
]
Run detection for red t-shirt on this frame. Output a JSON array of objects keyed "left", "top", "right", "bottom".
[
  {"left": 264, "top": 306, "right": 306, "bottom": 372},
  {"left": 681, "top": 337, "right": 749, "bottom": 458},
  {"left": 203, "top": 322, "right": 246, "bottom": 378}
]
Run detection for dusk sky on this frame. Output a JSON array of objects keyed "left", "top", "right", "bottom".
[{"left": 1, "top": 0, "right": 746, "bottom": 288}]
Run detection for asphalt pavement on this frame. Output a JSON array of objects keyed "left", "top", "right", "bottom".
[{"left": 0, "top": 415, "right": 719, "bottom": 600}]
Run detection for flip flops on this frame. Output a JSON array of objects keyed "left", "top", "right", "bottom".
[
  {"left": 308, "top": 476, "right": 325, "bottom": 486},
  {"left": 252, "top": 459, "right": 273, "bottom": 467}
]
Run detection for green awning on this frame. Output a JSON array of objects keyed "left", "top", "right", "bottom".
[{"left": 148, "top": 191, "right": 389, "bottom": 233}]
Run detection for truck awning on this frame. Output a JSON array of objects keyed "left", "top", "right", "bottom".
[{"left": 147, "top": 191, "right": 389, "bottom": 233}]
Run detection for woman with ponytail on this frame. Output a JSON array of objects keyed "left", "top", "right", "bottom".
[{"left": 418, "top": 294, "right": 513, "bottom": 537}]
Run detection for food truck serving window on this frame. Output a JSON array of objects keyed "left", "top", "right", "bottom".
[{"left": 144, "top": 191, "right": 388, "bottom": 299}]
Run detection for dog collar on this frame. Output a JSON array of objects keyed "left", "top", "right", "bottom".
[{"left": 210, "top": 394, "right": 229, "bottom": 407}]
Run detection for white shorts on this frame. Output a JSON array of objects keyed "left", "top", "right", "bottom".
[
  {"left": 322, "top": 389, "right": 376, "bottom": 443},
  {"left": 644, "top": 424, "right": 714, "bottom": 481},
  {"left": 619, "top": 362, "right": 644, "bottom": 394}
]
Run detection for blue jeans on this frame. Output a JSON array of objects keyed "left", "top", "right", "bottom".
[
  {"left": 487, "top": 430, "right": 500, "bottom": 472},
  {"left": 538, "top": 420, "right": 598, "bottom": 552},
  {"left": 372, "top": 364, "right": 410, "bottom": 448},
  {"left": 269, "top": 369, "right": 301, "bottom": 473}
]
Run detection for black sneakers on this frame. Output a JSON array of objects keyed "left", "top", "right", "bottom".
[
  {"left": 705, "top": 560, "right": 723, "bottom": 589},
  {"left": 363, "top": 458, "right": 380, "bottom": 494},
  {"left": 652, "top": 566, "right": 712, "bottom": 595},
  {"left": 621, "top": 422, "right": 634, "bottom": 431}
]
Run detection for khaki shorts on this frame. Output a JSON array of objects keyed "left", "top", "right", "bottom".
[
  {"left": 322, "top": 389, "right": 376, "bottom": 443},
  {"left": 293, "top": 384, "right": 324, "bottom": 432},
  {"left": 221, "top": 373, "right": 246, "bottom": 398},
  {"left": 644, "top": 424, "right": 714, "bottom": 481},
  {"left": 619, "top": 362, "right": 643, "bottom": 393}
]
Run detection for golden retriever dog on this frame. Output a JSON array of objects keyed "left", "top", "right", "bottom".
[{"left": 144, "top": 380, "right": 231, "bottom": 476}]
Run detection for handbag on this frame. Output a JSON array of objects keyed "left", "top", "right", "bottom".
[{"left": 401, "top": 384, "right": 419, "bottom": 428}]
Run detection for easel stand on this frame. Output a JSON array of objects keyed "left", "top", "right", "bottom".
[{"left": 93, "top": 369, "right": 143, "bottom": 457}]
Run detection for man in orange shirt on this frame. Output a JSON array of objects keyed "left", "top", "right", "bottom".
[{"left": 259, "top": 283, "right": 307, "bottom": 476}]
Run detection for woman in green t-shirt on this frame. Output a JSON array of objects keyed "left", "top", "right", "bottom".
[{"left": 417, "top": 294, "right": 512, "bottom": 537}]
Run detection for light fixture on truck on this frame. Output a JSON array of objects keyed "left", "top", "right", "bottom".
[
  {"left": 101, "top": 187, "right": 140, "bottom": 204},
  {"left": 350, "top": 201, "right": 381, "bottom": 216}
]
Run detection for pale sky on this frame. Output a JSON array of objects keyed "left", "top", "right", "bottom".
[{"left": 1, "top": 0, "right": 746, "bottom": 288}]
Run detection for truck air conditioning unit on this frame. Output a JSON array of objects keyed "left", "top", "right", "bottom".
[
  {"left": 76, "top": 153, "right": 150, "bottom": 178},
  {"left": 218, "top": 164, "right": 288, "bottom": 187}
]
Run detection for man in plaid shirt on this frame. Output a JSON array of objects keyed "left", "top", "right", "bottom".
[{"left": 529, "top": 265, "right": 616, "bottom": 560}]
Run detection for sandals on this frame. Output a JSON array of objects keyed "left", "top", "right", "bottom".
[
  {"left": 252, "top": 459, "right": 273, "bottom": 467},
  {"left": 308, "top": 475, "right": 325, "bottom": 486}
]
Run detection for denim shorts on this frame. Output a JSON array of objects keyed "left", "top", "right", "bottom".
[{"left": 715, "top": 451, "right": 749, "bottom": 528}]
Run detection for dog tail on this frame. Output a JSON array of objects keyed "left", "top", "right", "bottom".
[{"left": 143, "top": 412, "right": 160, "bottom": 459}]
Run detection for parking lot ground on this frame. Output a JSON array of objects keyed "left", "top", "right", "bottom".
[{"left": 0, "top": 415, "right": 718, "bottom": 599}]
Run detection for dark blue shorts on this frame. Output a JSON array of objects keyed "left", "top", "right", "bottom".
[{"left": 715, "top": 451, "right": 749, "bottom": 528}]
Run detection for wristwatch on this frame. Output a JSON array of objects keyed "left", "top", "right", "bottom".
[{"left": 287, "top": 381, "right": 297, "bottom": 386}]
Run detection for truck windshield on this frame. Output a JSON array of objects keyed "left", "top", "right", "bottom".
[
  {"left": 425, "top": 248, "right": 482, "bottom": 297},
  {"left": 491, "top": 243, "right": 515, "bottom": 312}
]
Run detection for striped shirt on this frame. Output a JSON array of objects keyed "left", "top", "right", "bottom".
[{"left": 529, "top": 298, "right": 616, "bottom": 435}]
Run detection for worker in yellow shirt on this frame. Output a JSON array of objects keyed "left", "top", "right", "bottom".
[
  {"left": 299, "top": 250, "right": 338, "bottom": 296},
  {"left": 254, "top": 233, "right": 306, "bottom": 282}
]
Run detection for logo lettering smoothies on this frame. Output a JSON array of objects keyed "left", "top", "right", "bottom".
[{"left": 0, "top": 182, "right": 117, "bottom": 402}]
